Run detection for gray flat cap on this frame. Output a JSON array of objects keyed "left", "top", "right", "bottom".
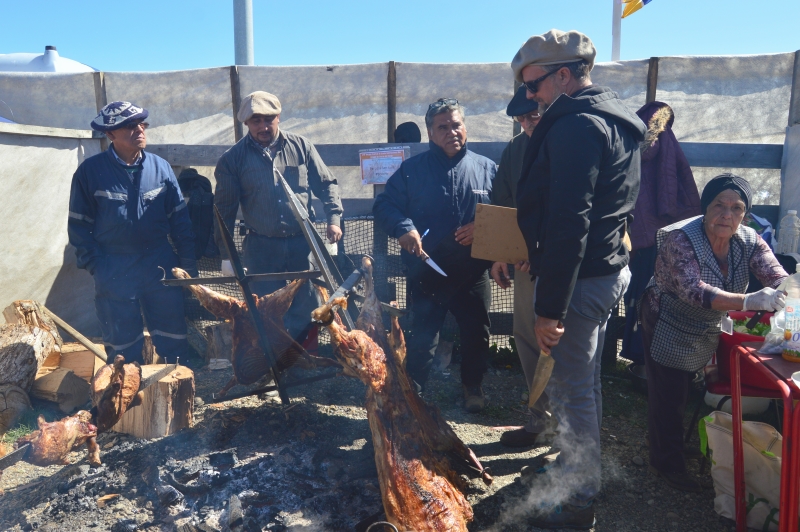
[
  {"left": 511, "top": 29, "right": 597, "bottom": 82},
  {"left": 238, "top": 91, "right": 282, "bottom": 123}
]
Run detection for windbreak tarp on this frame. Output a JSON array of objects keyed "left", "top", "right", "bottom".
[
  {"left": 238, "top": 63, "right": 388, "bottom": 144},
  {"left": 105, "top": 67, "right": 235, "bottom": 145},
  {"left": 0, "top": 72, "right": 96, "bottom": 129},
  {"left": 0, "top": 133, "right": 102, "bottom": 334}
]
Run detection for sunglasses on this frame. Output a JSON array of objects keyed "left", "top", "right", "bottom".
[
  {"left": 122, "top": 121, "right": 149, "bottom": 131},
  {"left": 522, "top": 65, "right": 566, "bottom": 94},
  {"left": 515, "top": 112, "right": 541, "bottom": 123},
  {"left": 427, "top": 98, "right": 459, "bottom": 111}
]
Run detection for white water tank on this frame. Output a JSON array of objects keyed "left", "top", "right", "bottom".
[{"left": 0, "top": 46, "right": 95, "bottom": 73}]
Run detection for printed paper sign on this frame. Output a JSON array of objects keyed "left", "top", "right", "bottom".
[{"left": 360, "top": 148, "right": 408, "bottom": 185}]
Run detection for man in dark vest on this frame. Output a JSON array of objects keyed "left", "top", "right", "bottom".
[{"left": 511, "top": 30, "right": 646, "bottom": 529}]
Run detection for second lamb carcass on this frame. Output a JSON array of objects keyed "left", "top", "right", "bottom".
[
  {"left": 312, "top": 257, "right": 491, "bottom": 532},
  {"left": 16, "top": 411, "right": 98, "bottom": 466},
  {"left": 173, "top": 268, "right": 338, "bottom": 396}
]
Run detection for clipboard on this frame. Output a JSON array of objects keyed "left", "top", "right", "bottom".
[{"left": 470, "top": 204, "right": 528, "bottom": 264}]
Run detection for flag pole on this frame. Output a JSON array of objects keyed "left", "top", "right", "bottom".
[{"left": 612, "top": 0, "right": 622, "bottom": 61}]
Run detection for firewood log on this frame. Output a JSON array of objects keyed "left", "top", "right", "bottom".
[
  {"left": 0, "top": 384, "right": 31, "bottom": 435},
  {"left": 30, "top": 368, "right": 91, "bottom": 413},
  {"left": 3, "top": 301, "right": 63, "bottom": 347},
  {"left": 0, "top": 324, "right": 58, "bottom": 391}
]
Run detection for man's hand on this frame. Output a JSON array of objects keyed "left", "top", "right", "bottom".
[
  {"left": 398, "top": 230, "right": 424, "bottom": 257},
  {"left": 491, "top": 262, "right": 511, "bottom": 289},
  {"left": 515, "top": 260, "right": 530, "bottom": 272},
  {"left": 534, "top": 316, "right": 565, "bottom": 356},
  {"left": 454, "top": 223, "right": 475, "bottom": 246},
  {"left": 327, "top": 224, "right": 342, "bottom": 243}
]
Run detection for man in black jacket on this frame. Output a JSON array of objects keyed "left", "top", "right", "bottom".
[{"left": 510, "top": 30, "right": 646, "bottom": 529}]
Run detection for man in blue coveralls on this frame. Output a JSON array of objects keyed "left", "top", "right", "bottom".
[
  {"left": 374, "top": 98, "right": 496, "bottom": 413},
  {"left": 68, "top": 101, "right": 197, "bottom": 364}
]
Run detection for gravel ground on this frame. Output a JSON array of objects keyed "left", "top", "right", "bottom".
[{"left": 0, "top": 353, "right": 748, "bottom": 532}]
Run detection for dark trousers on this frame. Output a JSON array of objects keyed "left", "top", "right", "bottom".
[
  {"left": 641, "top": 292, "right": 694, "bottom": 474},
  {"left": 406, "top": 271, "right": 491, "bottom": 388},
  {"left": 242, "top": 233, "right": 317, "bottom": 341}
]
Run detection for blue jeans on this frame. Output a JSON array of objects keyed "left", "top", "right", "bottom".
[
  {"left": 539, "top": 267, "right": 630, "bottom": 505},
  {"left": 242, "top": 233, "right": 317, "bottom": 341}
]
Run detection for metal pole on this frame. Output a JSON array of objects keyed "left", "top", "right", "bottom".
[
  {"left": 611, "top": 0, "right": 622, "bottom": 61},
  {"left": 233, "top": 0, "right": 254, "bottom": 65}
]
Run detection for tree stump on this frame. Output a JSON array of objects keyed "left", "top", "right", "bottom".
[
  {"left": 3, "top": 301, "right": 62, "bottom": 347},
  {"left": 0, "top": 324, "right": 57, "bottom": 391},
  {"left": 112, "top": 365, "right": 194, "bottom": 439},
  {"left": 0, "top": 384, "right": 31, "bottom": 435},
  {"left": 30, "top": 368, "right": 91, "bottom": 413}
]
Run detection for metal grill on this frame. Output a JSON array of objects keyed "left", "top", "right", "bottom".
[{"left": 184, "top": 216, "right": 516, "bottom": 347}]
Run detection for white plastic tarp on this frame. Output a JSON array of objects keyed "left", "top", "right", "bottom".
[
  {"left": 0, "top": 72, "right": 96, "bottom": 129},
  {"left": 0, "top": 133, "right": 102, "bottom": 334},
  {"left": 105, "top": 68, "right": 235, "bottom": 145}
]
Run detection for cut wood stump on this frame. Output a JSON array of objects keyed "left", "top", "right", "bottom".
[
  {"left": 112, "top": 365, "right": 194, "bottom": 439},
  {"left": 30, "top": 368, "right": 91, "bottom": 413},
  {"left": 3, "top": 301, "right": 63, "bottom": 348},
  {"left": 204, "top": 321, "right": 233, "bottom": 362},
  {"left": 60, "top": 342, "right": 105, "bottom": 383},
  {"left": 0, "top": 384, "right": 31, "bottom": 435},
  {"left": 0, "top": 324, "right": 58, "bottom": 391}
]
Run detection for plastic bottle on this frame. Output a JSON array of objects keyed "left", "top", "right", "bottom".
[
  {"left": 777, "top": 210, "right": 800, "bottom": 254},
  {"left": 782, "top": 263, "right": 800, "bottom": 362}
]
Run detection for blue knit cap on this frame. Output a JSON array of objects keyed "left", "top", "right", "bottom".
[{"left": 91, "top": 101, "right": 149, "bottom": 132}]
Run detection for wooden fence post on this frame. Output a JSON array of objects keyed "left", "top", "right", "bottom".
[
  {"left": 92, "top": 71, "right": 108, "bottom": 152},
  {"left": 788, "top": 50, "right": 800, "bottom": 127},
  {"left": 230, "top": 66, "right": 244, "bottom": 142},
  {"left": 646, "top": 57, "right": 659, "bottom": 104}
]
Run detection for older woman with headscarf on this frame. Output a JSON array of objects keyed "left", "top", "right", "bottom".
[{"left": 641, "top": 173, "right": 788, "bottom": 493}]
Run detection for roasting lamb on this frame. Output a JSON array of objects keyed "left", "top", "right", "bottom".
[
  {"left": 172, "top": 268, "right": 339, "bottom": 396},
  {"left": 16, "top": 411, "right": 98, "bottom": 466},
  {"left": 312, "top": 257, "right": 491, "bottom": 532}
]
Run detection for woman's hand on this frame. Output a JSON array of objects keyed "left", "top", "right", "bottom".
[{"left": 743, "top": 287, "right": 786, "bottom": 312}]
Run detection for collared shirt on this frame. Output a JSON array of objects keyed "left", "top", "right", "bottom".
[
  {"left": 213, "top": 130, "right": 343, "bottom": 259},
  {"left": 110, "top": 144, "right": 143, "bottom": 182}
]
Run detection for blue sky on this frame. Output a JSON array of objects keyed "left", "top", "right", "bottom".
[{"left": 1, "top": 0, "right": 798, "bottom": 71}]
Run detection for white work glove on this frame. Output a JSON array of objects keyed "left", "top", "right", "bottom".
[
  {"left": 221, "top": 260, "right": 235, "bottom": 277},
  {"left": 743, "top": 287, "right": 786, "bottom": 312}
]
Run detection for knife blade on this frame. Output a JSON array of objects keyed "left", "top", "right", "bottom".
[
  {"left": 745, "top": 277, "right": 789, "bottom": 330},
  {"left": 0, "top": 443, "right": 30, "bottom": 471},
  {"left": 139, "top": 363, "right": 178, "bottom": 391},
  {"left": 421, "top": 253, "right": 448, "bottom": 277},
  {"left": 527, "top": 353, "right": 555, "bottom": 410}
]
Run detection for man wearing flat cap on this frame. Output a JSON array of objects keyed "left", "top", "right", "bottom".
[
  {"left": 214, "top": 91, "right": 343, "bottom": 345},
  {"left": 489, "top": 86, "right": 553, "bottom": 447},
  {"left": 510, "top": 29, "right": 646, "bottom": 528},
  {"left": 68, "top": 101, "right": 197, "bottom": 364}
]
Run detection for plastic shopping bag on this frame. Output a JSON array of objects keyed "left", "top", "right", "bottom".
[{"left": 699, "top": 411, "right": 782, "bottom": 531}]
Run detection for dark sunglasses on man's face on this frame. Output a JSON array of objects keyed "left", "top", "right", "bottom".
[
  {"left": 122, "top": 121, "right": 149, "bottom": 130},
  {"left": 516, "top": 112, "right": 541, "bottom": 123},
  {"left": 522, "top": 65, "right": 566, "bottom": 94}
]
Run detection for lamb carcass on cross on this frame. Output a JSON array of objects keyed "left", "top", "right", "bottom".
[
  {"left": 312, "top": 257, "right": 491, "bottom": 532},
  {"left": 16, "top": 411, "right": 98, "bottom": 466},
  {"left": 172, "top": 268, "right": 339, "bottom": 396}
]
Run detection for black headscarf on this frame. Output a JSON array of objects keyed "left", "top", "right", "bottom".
[{"left": 700, "top": 173, "right": 752, "bottom": 214}]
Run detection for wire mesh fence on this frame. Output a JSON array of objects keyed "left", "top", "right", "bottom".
[{"left": 184, "top": 215, "right": 516, "bottom": 348}]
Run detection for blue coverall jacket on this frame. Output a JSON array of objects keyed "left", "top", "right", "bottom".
[{"left": 68, "top": 147, "right": 195, "bottom": 362}]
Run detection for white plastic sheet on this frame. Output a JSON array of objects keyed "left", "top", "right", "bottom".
[
  {"left": 105, "top": 68, "right": 235, "bottom": 145},
  {"left": 0, "top": 133, "right": 102, "bottom": 334},
  {"left": 0, "top": 72, "right": 96, "bottom": 129}
]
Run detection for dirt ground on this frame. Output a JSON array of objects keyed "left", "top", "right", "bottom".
[{"left": 0, "top": 350, "right": 752, "bottom": 532}]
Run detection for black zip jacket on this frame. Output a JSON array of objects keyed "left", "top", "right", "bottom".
[{"left": 516, "top": 85, "right": 647, "bottom": 320}]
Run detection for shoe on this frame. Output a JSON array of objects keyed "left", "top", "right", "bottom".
[
  {"left": 648, "top": 465, "right": 702, "bottom": 493},
  {"left": 520, "top": 448, "right": 561, "bottom": 477},
  {"left": 463, "top": 385, "right": 485, "bottom": 413},
  {"left": 528, "top": 502, "right": 596, "bottom": 530},
  {"left": 500, "top": 427, "right": 541, "bottom": 447}
]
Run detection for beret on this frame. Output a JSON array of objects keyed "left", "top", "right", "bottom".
[
  {"left": 238, "top": 91, "right": 282, "bottom": 123},
  {"left": 511, "top": 29, "right": 597, "bottom": 83},
  {"left": 91, "top": 101, "right": 148, "bottom": 132},
  {"left": 506, "top": 85, "right": 539, "bottom": 117}
]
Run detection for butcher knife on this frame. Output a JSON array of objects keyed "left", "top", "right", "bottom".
[
  {"left": 420, "top": 252, "right": 448, "bottom": 277},
  {"left": 744, "top": 277, "right": 789, "bottom": 330},
  {"left": 527, "top": 353, "right": 554, "bottom": 411}
]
